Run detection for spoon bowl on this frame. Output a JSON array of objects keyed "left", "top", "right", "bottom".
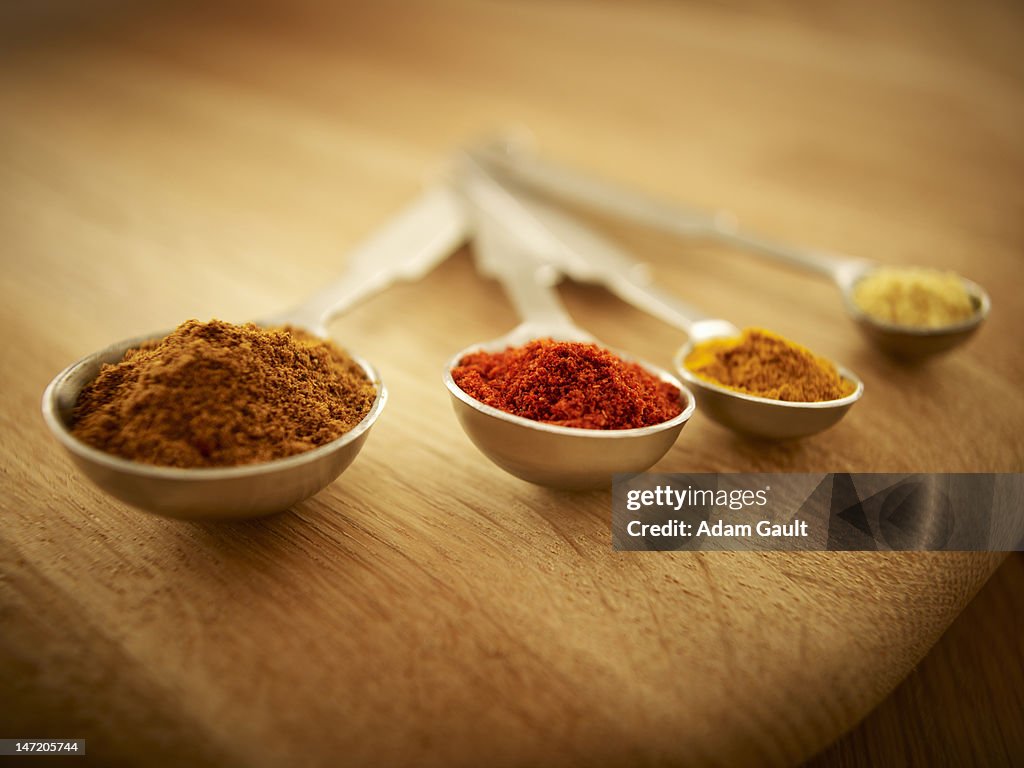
[
  {"left": 841, "top": 269, "right": 991, "bottom": 359},
  {"left": 448, "top": 163, "right": 694, "bottom": 489},
  {"left": 444, "top": 331, "right": 695, "bottom": 489},
  {"left": 40, "top": 186, "right": 466, "bottom": 520},
  {"left": 674, "top": 338, "right": 863, "bottom": 440},
  {"left": 42, "top": 330, "right": 387, "bottom": 520}
]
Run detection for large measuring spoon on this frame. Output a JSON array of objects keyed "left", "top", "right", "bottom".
[
  {"left": 42, "top": 187, "right": 468, "bottom": 520},
  {"left": 443, "top": 175, "right": 694, "bottom": 489},
  {"left": 473, "top": 141, "right": 990, "bottom": 359},
  {"left": 460, "top": 162, "right": 863, "bottom": 440}
]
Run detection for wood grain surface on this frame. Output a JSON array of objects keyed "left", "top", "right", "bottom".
[
  {"left": 807, "top": 552, "right": 1024, "bottom": 766},
  {"left": 1, "top": 0, "right": 1022, "bottom": 765}
]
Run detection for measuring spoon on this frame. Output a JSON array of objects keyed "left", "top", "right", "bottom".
[
  {"left": 443, "top": 177, "right": 694, "bottom": 489},
  {"left": 459, "top": 163, "right": 863, "bottom": 439},
  {"left": 473, "top": 141, "right": 990, "bottom": 358},
  {"left": 42, "top": 187, "right": 468, "bottom": 520}
]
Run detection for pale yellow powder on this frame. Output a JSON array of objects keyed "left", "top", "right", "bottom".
[{"left": 852, "top": 267, "right": 976, "bottom": 329}]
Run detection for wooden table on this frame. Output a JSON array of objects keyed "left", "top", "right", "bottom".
[{"left": 2, "top": 0, "right": 1021, "bottom": 765}]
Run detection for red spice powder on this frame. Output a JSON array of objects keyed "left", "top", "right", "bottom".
[{"left": 451, "top": 339, "right": 683, "bottom": 430}]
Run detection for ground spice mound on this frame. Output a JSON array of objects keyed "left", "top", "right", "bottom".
[
  {"left": 72, "top": 320, "right": 377, "bottom": 468},
  {"left": 684, "top": 328, "right": 853, "bottom": 403},
  {"left": 852, "top": 267, "right": 976, "bottom": 328},
  {"left": 451, "top": 339, "right": 683, "bottom": 429}
]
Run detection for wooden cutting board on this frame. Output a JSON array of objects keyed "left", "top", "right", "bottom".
[{"left": 1, "top": 0, "right": 1021, "bottom": 764}]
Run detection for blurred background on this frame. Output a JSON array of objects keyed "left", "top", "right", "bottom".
[{"left": 3, "top": 0, "right": 1021, "bottom": 312}]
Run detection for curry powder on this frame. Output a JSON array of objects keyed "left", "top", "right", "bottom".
[{"left": 685, "top": 328, "right": 853, "bottom": 403}]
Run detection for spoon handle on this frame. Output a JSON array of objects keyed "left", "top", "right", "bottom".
[
  {"left": 509, "top": 193, "right": 721, "bottom": 335},
  {"left": 472, "top": 143, "right": 865, "bottom": 284},
  {"left": 461, "top": 169, "right": 591, "bottom": 342},
  {"left": 272, "top": 186, "right": 468, "bottom": 334},
  {"left": 459, "top": 157, "right": 733, "bottom": 341},
  {"left": 473, "top": 209, "right": 590, "bottom": 343}
]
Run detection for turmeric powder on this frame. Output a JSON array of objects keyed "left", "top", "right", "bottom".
[{"left": 684, "top": 328, "right": 853, "bottom": 402}]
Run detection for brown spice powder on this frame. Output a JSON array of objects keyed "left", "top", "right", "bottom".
[
  {"left": 71, "top": 319, "right": 377, "bottom": 468},
  {"left": 684, "top": 328, "right": 853, "bottom": 402}
]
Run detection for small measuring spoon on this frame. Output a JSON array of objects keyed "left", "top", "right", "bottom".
[
  {"left": 443, "top": 177, "right": 694, "bottom": 489},
  {"left": 473, "top": 141, "right": 990, "bottom": 358},
  {"left": 42, "top": 187, "right": 468, "bottom": 520},
  {"left": 459, "top": 163, "right": 863, "bottom": 440}
]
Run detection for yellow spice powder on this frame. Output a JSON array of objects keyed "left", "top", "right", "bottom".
[{"left": 852, "top": 267, "right": 975, "bottom": 329}]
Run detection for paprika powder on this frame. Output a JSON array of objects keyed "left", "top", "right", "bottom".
[{"left": 451, "top": 339, "right": 683, "bottom": 429}]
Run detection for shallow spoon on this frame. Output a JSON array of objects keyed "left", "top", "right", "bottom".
[
  {"left": 443, "top": 181, "right": 694, "bottom": 489},
  {"left": 458, "top": 164, "right": 863, "bottom": 440},
  {"left": 42, "top": 187, "right": 467, "bottom": 520},
  {"left": 473, "top": 140, "right": 990, "bottom": 359}
]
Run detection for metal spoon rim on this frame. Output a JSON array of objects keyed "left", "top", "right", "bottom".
[
  {"left": 42, "top": 331, "right": 388, "bottom": 481},
  {"left": 673, "top": 342, "right": 865, "bottom": 410},
  {"left": 444, "top": 343, "right": 696, "bottom": 437}
]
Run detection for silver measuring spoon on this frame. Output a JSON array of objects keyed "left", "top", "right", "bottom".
[
  {"left": 443, "top": 177, "right": 694, "bottom": 489},
  {"left": 459, "top": 162, "right": 863, "bottom": 440},
  {"left": 473, "top": 140, "right": 990, "bottom": 358},
  {"left": 42, "top": 187, "right": 468, "bottom": 520}
]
